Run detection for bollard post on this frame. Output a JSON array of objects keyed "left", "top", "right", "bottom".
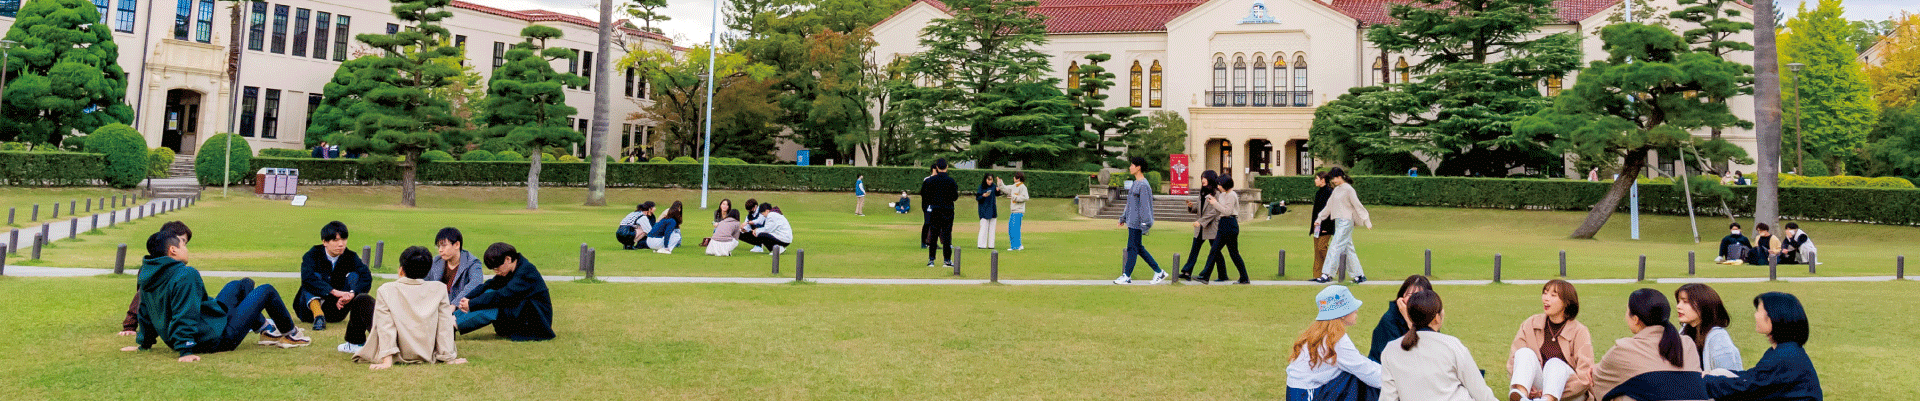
[
  {"left": 52, "top": 202, "right": 59, "bottom": 219},
  {"left": 33, "top": 233, "right": 45, "bottom": 260},
  {"left": 108, "top": 210, "right": 115, "bottom": 227},
  {"left": 954, "top": 247, "right": 962, "bottom": 273},
  {"left": 90, "top": 214, "right": 98, "bottom": 232},
  {"left": 1337, "top": 256, "right": 1349, "bottom": 283},
  {"left": 1638, "top": 255, "right": 1647, "bottom": 282},
  {"left": 796, "top": 249, "right": 806, "bottom": 281},
  {"left": 1768, "top": 255, "right": 1778, "bottom": 281},
  {"left": 31, "top": 204, "right": 38, "bottom": 222},
  {"left": 585, "top": 248, "right": 596, "bottom": 280},
  {"left": 68, "top": 218, "right": 77, "bottom": 240},
  {"left": 771, "top": 247, "right": 781, "bottom": 275},
  {"left": 990, "top": 251, "right": 1000, "bottom": 283},
  {"left": 579, "top": 243, "right": 589, "bottom": 272},
  {"left": 1424, "top": 249, "right": 1433, "bottom": 277},
  {"left": 1559, "top": 250, "right": 1567, "bottom": 277},
  {"left": 1898, "top": 256, "right": 1905, "bottom": 280},
  {"left": 114, "top": 244, "right": 128, "bottom": 275},
  {"left": 70, "top": 200, "right": 76, "bottom": 216},
  {"left": 7, "top": 229, "right": 16, "bottom": 253},
  {"left": 7, "top": 207, "right": 12, "bottom": 225},
  {"left": 360, "top": 245, "right": 371, "bottom": 267},
  {"left": 1493, "top": 254, "right": 1502, "bottom": 283},
  {"left": 40, "top": 223, "right": 48, "bottom": 246},
  {"left": 1172, "top": 253, "right": 1181, "bottom": 277},
  {"left": 1808, "top": 253, "right": 1816, "bottom": 274},
  {"left": 1278, "top": 250, "right": 1286, "bottom": 277},
  {"left": 86, "top": 198, "right": 92, "bottom": 212},
  {"left": 0, "top": 242, "right": 6, "bottom": 275},
  {"left": 1689, "top": 251, "right": 1696, "bottom": 276},
  {"left": 374, "top": 241, "right": 385, "bottom": 269}
]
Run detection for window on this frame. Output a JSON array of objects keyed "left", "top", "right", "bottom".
[
  {"left": 1066, "top": 61, "right": 1080, "bottom": 89},
  {"left": 1129, "top": 61, "right": 1143, "bottom": 108},
  {"left": 454, "top": 35, "right": 467, "bottom": 66},
  {"left": 195, "top": 0, "right": 212, "bottom": 42},
  {"left": 1546, "top": 76, "right": 1564, "bottom": 96},
  {"left": 1371, "top": 55, "right": 1385, "bottom": 85},
  {"left": 270, "top": 5, "right": 288, "bottom": 54},
  {"left": 1273, "top": 57, "right": 1288, "bottom": 98},
  {"left": 1396, "top": 57, "right": 1410, "bottom": 83},
  {"left": 240, "top": 87, "right": 259, "bottom": 137},
  {"left": 1293, "top": 55, "right": 1308, "bottom": 106},
  {"left": 332, "top": 16, "right": 350, "bottom": 61},
  {"left": 306, "top": 94, "right": 323, "bottom": 135},
  {"left": 247, "top": 2, "right": 266, "bottom": 51},
  {"left": 576, "top": 118, "right": 590, "bottom": 133},
  {"left": 386, "top": 23, "right": 398, "bottom": 34},
  {"left": 492, "top": 42, "right": 506, "bottom": 69},
  {"left": 291, "top": 9, "right": 309, "bottom": 57},
  {"left": 624, "top": 67, "right": 636, "bottom": 97},
  {"left": 114, "top": 0, "right": 136, "bottom": 33},
  {"left": 1211, "top": 57, "right": 1226, "bottom": 106},
  {"left": 1, "top": 1, "right": 19, "bottom": 18},
  {"left": 313, "top": 12, "right": 330, "bottom": 59},
  {"left": 581, "top": 51, "right": 594, "bottom": 90},
  {"left": 173, "top": 0, "right": 191, "bottom": 40},
  {"left": 1148, "top": 61, "right": 1163, "bottom": 107},
  {"left": 262, "top": 89, "right": 281, "bottom": 139},
  {"left": 93, "top": 0, "right": 109, "bottom": 25},
  {"left": 1232, "top": 56, "right": 1247, "bottom": 106},
  {"left": 1252, "top": 56, "right": 1267, "bottom": 106}
]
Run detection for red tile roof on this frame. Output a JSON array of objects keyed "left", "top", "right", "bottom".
[
  {"left": 449, "top": 1, "right": 674, "bottom": 44},
  {"left": 1322, "top": 0, "right": 1628, "bottom": 26},
  {"left": 887, "top": 0, "right": 1207, "bottom": 34}
]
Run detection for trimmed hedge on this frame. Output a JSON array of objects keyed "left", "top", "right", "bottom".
[
  {"left": 0, "top": 151, "right": 106, "bottom": 186},
  {"left": 1254, "top": 175, "right": 1920, "bottom": 226},
  {"left": 195, "top": 133, "right": 253, "bottom": 185},
  {"left": 85, "top": 124, "right": 149, "bottom": 189},
  {"left": 250, "top": 158, "right": 1098, "bottom": 198},
  {"left": 259, "top": 148, "right": 312, "bottom": 158}
]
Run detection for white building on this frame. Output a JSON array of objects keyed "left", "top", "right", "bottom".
[
  {"left": 870, "top": 0, "right": 1759, "bottom": 180},
  {"left": 0, "top": 0, "right": 677, "bottom": 157}
]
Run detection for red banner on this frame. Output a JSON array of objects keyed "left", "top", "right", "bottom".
[{"left": 1170, "top": 154, "right": 1190, "bottom": 195}]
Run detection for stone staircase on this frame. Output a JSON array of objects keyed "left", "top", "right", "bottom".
[
  {"left": 141, "top": 155, "right": 203, "bottom": 199},
  {"left": 167, "top": 154, "right": 194, "bottom": 178},
  {"left": 1090, "top": 194, "right": 1204, "bottom": 222}
]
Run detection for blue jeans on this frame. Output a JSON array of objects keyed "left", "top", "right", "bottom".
[
  {"left": 211, "top": 279, "right": 295, "bottom": 352},
  {"left": 1009, "top": 213, "right": 1024, "bottom": 249},
  {"left": 1123, "top": 228, "right": 1161, "bottom": 276},
  {"left": 455, "top": 308, "right": 499, "bottom": 334}
]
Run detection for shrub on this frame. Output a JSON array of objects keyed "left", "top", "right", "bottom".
[
  {"left": 420, "top": 150, "right": 454, "bottom": 162},
  {"left": 542, "top": 153, "right": 557, "bottom": 162},
  {"left": 557, "top": 154, "right": 582, "bottom": 163},
  {"left": 649, "top": 157, "right": 668, "bottom": 163},
  {"left": 1143, "top": 171, "right": 1164, "bottom": 194},
  {"left": 0, "top": 151, "right": 105, "bottom": 186},
  {"left": 259, "top": 148, "right": 312, "bottom": 158},
  {"left": 84, "top": 124, "right": 149, "bottom": 189},
  {"left": 0, "top": 142, "right": 29, "bottom": 151},
  {"left": 495, "top": 151, "right": 524, "bottom": 161},
  {"left": 1866, "top": 177, "right": 1916, "bottom": 188},
  {"left": 1798, "top": 159, "right": 1831, "bottom": 176},
  {"left": 147, "top": 147, "right": 176, "bottom": 178},
  {"left": 462, "top": 150, "right": 496, "bottom": 161},
  {"left": 671, "top": 156, "right": 698, "bottom": 164},
  {"left": 247, "top": 160, "right": 1098, "bottom": 198},
  {"left": 194, "top": 133, "right": 253, "bottom": 185}
]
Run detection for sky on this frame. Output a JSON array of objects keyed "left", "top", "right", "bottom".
[{"left": 465, "top": 0, "right": 1918, "bottom": 47}]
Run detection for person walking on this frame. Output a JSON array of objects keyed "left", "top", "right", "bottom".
[
  {"left": 1309, "top": 172, "right": 1336, "bottom": 282},
  {"left": 1179, "top": 170, "right": 1221, "bottom": 282},
  {"left": 975, "top": 174, "right": 1002, "bottom": 249},
  {"left": 920, "top": 159, "right": 959, "bottom": 267},
  {"left": 1198, "top": 176, "right": 1250, "bottom": 284},
  {"left": 1004, "top": 173, "right": 1029, "bottom": 251},
  {"left": 1115, "top": 157, "right": 1168, "bottom": 285},
  {"left": 854, "top": 174, "right": 867, "bottom": 216},
  {"left": 1314, "top": 168, "right": 1371, "bottom": 283}
]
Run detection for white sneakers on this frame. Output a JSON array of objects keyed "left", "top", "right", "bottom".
[
  {"left": 750, "top": 246, "right": 765, "bottom": 253},
  {"left": 1113, "top": 271, "right": 1170, "bottom": 285},
  {"left": 1112, "top": 275, "right": 1132, "bottom": 284},
  {"left": 655, "top": 248, "right": 673, "bottom": 254},
  {"left": 337, "top": 342, "right": 363, "bottom": 354}
]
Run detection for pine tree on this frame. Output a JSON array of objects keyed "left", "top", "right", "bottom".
[
  {"left": 0, "top": 0, "right": 135, "bottom": 145},
  {"left": 623, "top": 0, "right": 670, "bottom": 33},
  {"left": 327, "top": 0, "right": 464, "bottom": 207},
  {"left": 480, "top": 25, "right": 585, "bottom": 210},
  {"left": 1778, "top": 0, "right": 1876, "bottom": 175},
  {"left": 1517, "top": 23, "right": 1751, "bottom": 239},
  {"left": 896, "top": 0, "right": 1059, "bottom": 165},
  {"left": 1061, "top": 54, "right": 1145, "bottom": 170},
  {"left": 1670, "top": 0, "right": 1756, "bottom": 172}
]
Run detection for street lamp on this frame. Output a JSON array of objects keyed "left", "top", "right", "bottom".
[
  {"left": 0, "top": 39, "right": 18, "bottom": 118},
  {"left": 1787, "top": 62, "right": 1805, "bottom": 175}
]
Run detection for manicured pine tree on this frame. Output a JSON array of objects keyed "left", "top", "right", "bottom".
[
  {"left": 480, "top": 25, "right": 585, "bottom": 210},
  {"left": 1669, "top": 0, "right": 1756, "bottom": 172},
  {"left": 327, "top": 0, "right": 464, "bottom": 207},
  {"left": 1063, "top": 54, "right": 1146, "bottom": 170},
  {"left": 0, "top": 0, "right": 135, "bottom": 145},
  {"left": 897, "top": 0, "right": 1064, "bottom": 166}
]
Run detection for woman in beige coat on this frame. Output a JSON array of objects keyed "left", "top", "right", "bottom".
[
  {"left": 1591, "top": 289, "right": 1699, "bottom": 400},
  {"left": 1313, "top": 167, "right": 1371, "bottom": 283},
  {"left": 1508, "top": 279, "right": 1595, "bottom": 401}
]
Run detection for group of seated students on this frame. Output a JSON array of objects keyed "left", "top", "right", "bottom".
[
  {"left": 120, "top": 220, "right": 554, "bottom": 367},
  {"left": 1716, "top": 222, "right": 1819, "bottom": 266},
  {"left": 1288, "top": 277, "right": 1821, "bottom": 401},
  {"left": 615, "top": 197, "right": 794, "bottom": 257}
]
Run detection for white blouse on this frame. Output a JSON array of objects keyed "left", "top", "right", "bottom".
[{"left": 1287, "top": 334, "right": 1384, "bottom": 393}]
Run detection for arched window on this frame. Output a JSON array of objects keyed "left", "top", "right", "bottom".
[
  {"left": 1130, "top": 60, "right": 1144, "bottom": 108},
  {"left": 1396, "top": 57, "right": 1410, "bottom": 83},
  {"left": 1212, "top": 57, "right": 1227, "bottom": 106},
  {"left": 1067, "top": 61, "right": 1081, "bottom": 90},
  {"left": 1149, "top": 60, "right": 1163, "bottom": 107},
  {"left": 1292, "top": 54, "right": 1308, "bottom": 106},
  {"left": 1252, "top": 55, "right": 1268, "bottom": 106},
  {"left": 1546, "top": 76, "right": 1564, "bottom": 96},
  {"left": 1372, "top": 55, "right": 1385, "bottom": 85},
  {"left": 1232, "top": 56, "right": 1248, "bottom": 106},
  {"left": 1273, "top": 57, "right": 1288, "bottom": 98}
]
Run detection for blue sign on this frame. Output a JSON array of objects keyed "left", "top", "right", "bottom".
[{"left": 796, "top": 150, "right": 810, "bottom": 166}]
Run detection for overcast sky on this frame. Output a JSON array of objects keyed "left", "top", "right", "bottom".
[{"left": 463, "top": 0, "right": 1917, "bottom": 47}]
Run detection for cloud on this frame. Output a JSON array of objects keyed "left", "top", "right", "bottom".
[{"left": 463, "top": 0, "right": 722, "bottom": 45}]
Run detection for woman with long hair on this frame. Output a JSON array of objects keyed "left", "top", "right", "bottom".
[
  {"left": 1380, "top": 290, "right": 1498, "bottom": 401},
  {"left": 646, "top": 201, "right": 685, "bottom": 253},
  {"left": 1592, "top": 289, "right": 1699, "bottom": 399},
  {"left": 1285, "top": 286, "right": 1382, "bottom": 401},
  {"left": 1370, "top": 275, "right": 1434, "bottom": 362},
  {"left": 1313, "top": 167, "right": 1371, "bottom": 283},
  {"left": 1702, "top": 292, "right": 1823, "bottom": 400},
  {"left": 1506, "top": 279, "right": 1594, "bottom": 401},
  {"left": 975, "top": 174, "right": 1003, "bottom": 249},
  {"left": 713, "top": 198, "right": 733, "bottom": 223},
  {"left": 1674, "top": 284, "right": 1742, "bottom": 372},
  {"left": 1179, "top": 170, "right": 1221, "bottom": 282},
  {"left": 1197, "top": 176, "right": 1249, "bottom": 284}
]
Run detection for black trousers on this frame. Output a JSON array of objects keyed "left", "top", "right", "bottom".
[
  {"left": 1181, "top": 237, "right": 1228, "bottom": 281},
  {"left": 926, "top": 208, "right": 954, "bottom": 262},
  {"left": 1199, "top": 219, "right": 1249, "bottom": 283},
  {"left": 739, "top": 232, "right": 791, "bottom": 248},
  {"left": 294, "top": 290, "right": 375, "bottom": 345}
]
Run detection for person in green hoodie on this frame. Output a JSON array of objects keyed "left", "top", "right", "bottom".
[{"left": 120, "top": 230, "right": 312, "bottom": 362}]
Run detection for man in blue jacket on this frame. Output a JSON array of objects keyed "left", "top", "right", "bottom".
[
  {"left": 458, "top": 242, "right": 555, "bottom": 341},
  {"left": 122, "top": 230, "right": 311, "bottom": 362},
  {"left": 296, "top": 221, "right": 374, "bottom": 354}
]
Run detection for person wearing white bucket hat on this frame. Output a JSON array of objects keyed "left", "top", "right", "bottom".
[{"left": 1287, "top": 286, "right": 1382, "bottom": 401}]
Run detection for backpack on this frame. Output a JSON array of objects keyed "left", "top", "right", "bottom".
[{"left": 1726, "top": 243, "right": 1748, "bottom": 261}]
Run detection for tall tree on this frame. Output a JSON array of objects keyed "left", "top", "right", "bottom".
[
  {"left": 728, "top": 0, "right": 908, "bottom": 164},
  {"left": 619, "top": 45, "right": 778, "bottom": 159},
  {"left": 1669, "top": 0, "right": 1756, "bottom": 172},
  {"left": 481, "top": 25, "right": 585, "bottom": 210},
  {"left": 0, "top": 0, "right": 134, "bottom": 145},
  {"left": 896, "top": 0, "right": 1057, "bottom": 165},
  {"left": 1061, "top": 53, "right": 1145, "bottom": 170},
  {"left": 1864, "top": 14, "right": 1919, "bottom": 110},
  {"left": 327, "top": 0, "right": 463, "bottom": 207},
  {"left": 1127, "top": 111, "right": 1189, "bottom": 173},
  {"left": 623, "top": 0, "right": 670, "bottom": 33},
  {"left": 1516, "top": 23, "right": 1751, "bottom": 239},
  {"left": 587, "top": 0, "right": 614, "bottom": 207},
  {"left": 1778, "top": 0, "right": 1876, "bottom": 175},
  {"left": 1750, "top": 0, "right": 1783, "bottom": 230}
]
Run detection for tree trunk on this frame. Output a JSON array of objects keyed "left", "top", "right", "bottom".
[
  {"left": 584, "top": 0, "right": 614, "bottom": 207},
  {"left": 1751, "top": 0, "right": 1782, "bottom": 230},
  {"left": 527, "top": 151, "right": 542, "bottom": 210},
  {"left": 401, "top": 155, "right": 418, "bottom": 207},
  {"left": 1570, "top": 150, "right": 1648, "bottom": 239},
  {"left": 1709, "top": 126, "right": 1727, "bottom": 173}
]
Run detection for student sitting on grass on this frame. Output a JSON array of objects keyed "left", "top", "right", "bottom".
[
  {"left": 425, "top": 227, "right": 485, "bottom": 306},
  {"left": 739, "top": 203, "right": 794, "bottom": 255},
  {"left": 893, "top": 191, "right": 912, "bottom": 214},
  {"left": 1592, "top": 289, "right": 1699, "bottom": 399},
  {"left": 122, "top": 230, "right": 312, "bottom": 362},
  {"left": 457, "top": 243, "right": 555, "bottom": 341},
  {"left": 120, "top": 221, "right": 193, "bottom": 337},
  {"left": 1286, "top": 285, "right": 1382, "bottom": 401},
  {"left": 647, "top": 201, "right": 686, "bottom": 253},
  {"left": 617, "top": 202, "right": 657, "bottom": 250},
  {"left": 297, "top": 221, "right": 375, "bottom": 355},
  {"left": 1507, "top": 279, "right": 1594, "bottom": 401},
  {"left": 1379, "top": 290, "right": 1499, "bottom": 401},
  {"left": 1744, "top": 223, "right": 1782, "bottom": 266},
  {"left": 707, "top": 209, "right": 743, "bottom": 256},
  {"left": 1780, "top": 222, "right": 1818, "bottom": 265},
  {"left": 1716, "top": 223, "right": 1752, "bottom": 265},
  {"left": 354, "top": 246, "right": 468, "bottom": 369},
  {"left": 1370, "top": 275, "right": 1434, "bottom": 362},
  {"left": 1674, "top": 284, "right": 1743, "bottom": 372},
  {"left": 1702, "top": 292, "right": 1822, "bottom": 400}
]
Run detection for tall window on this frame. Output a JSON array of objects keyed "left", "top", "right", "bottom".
[
  {"left": 1273, "top": 57, "right": 1287, "bottom": 98},
  {"left": 306, "top": 94, "right": 323, "bottom": 135},
  {"left": 1232, "top": 56, "right": 1247, "bottom": 106},
  {"left": 454, "top": 35, "right": 467, "bottom": 65},
  {"left": 262, "top": 89, "right": 281, "bottom": 139},
  {"left": 1066, "top": 61, "right": 1080, "bottom": 89},
  {"left": 93, "top": 0, "right": 108, "bottom": 25},
  {"left": 291, "top": 9, "right": 309, "bottom": 57},
  {"left": 1252, "top": 55, "right": 1267, "bottom": 106},
  {"left": 173, "top": 0, "right": 191, "bottom": 40},
  {"left": 332, "top": 16, "right": 350, "bottom": 61},
  {"left": 1292, "top": 55, "right": 1308, "bottom": 106},
  {"left": 1129, "top": 61, "right": 1143, "bottom": 108},
  {"left": 492, "top": 42, "right": 506, "bottom": 69},
  {"left": 1371, "top": 55, "right": 1385, "bottom": 85},
  {"left": 1545, "top": 76, "right": 1564, "bottom": 96},
  {"left": 1148, "top": 61, "right": 1163, "bottom": 107},
  {"left": 194, "top": 0, "right": 213, "bottom": 42},
  {"left": 240, "top": 87, "right": 259, "bottom": 137},
  {"left": 270, "top": 5, "right": 289, "bottom": 54},
  {"left": 1396, "top": 57, "right": 1410, "bottom": 83},
  {"left": 114, "top": 0, "right": 136, "bottom": 33},
  {"left": 581, "top": 51, "right": 594, "bottom": 90},
  {"left": 247, "top": 2, "right": 266, "bottom": 50},
  {"left": 313, "top": 12, "right": 330, "bottom": 59},
  {"left": 1, "top": 1, "right": 19, "bottom": 18},
  {"left": 1211, "top": 57, "right": 1226, "bottom": 106}
]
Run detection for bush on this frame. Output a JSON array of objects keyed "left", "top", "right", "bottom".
[
  {"left": 1798, "top": 159, "right": 1831, "bottom": 176},
  {"left": 259, "top": 148, "right": 312, "bottom": 158},
  {"left": 1866, "top": 177, "right": 1915, "bottom": 188},
  {"left": 0, "top": 151, "right": 105, "bottom": 186},
  {"left": 247, "top": 159, "right": 1098, "bottom": 198},
  {"left": 495, "top": 151, "right": 524, "bottom": 161},
  {"left": 671, "top": 156, "right": 698, "bottom": 164},
  {"left": 542, "top": 153, "right": 557, "bottom": 162},
  {"left": 649, "top": 157, "right": 668, "bottom": 163},
  {"left": 462, "top": 150, "right": 495, "bottom": 161},
  {"left": 194, "top": 133, "right": 253, "bottom": 185},
  {"left": 84, "top": 124, "right": 149, "bottom": 189},
  {"left": 420, "top": 150, "right": 454, "bottom": 162},
  {"left": 557, "top": 155, "right": 582, "bottom": 163},
  {"left": 147, "top": 147, "right": 176, "bottom": 178}
]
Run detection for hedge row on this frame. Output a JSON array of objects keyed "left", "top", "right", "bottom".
[
  {"left": 0, "top": 151, "right": 106, "bottom": 186},
  {"left": 249, "top": 158, "right": 1098, "bottom": 198},
  {"left": 1253, "top": 175, "right": 1920, "bottom": 226}
]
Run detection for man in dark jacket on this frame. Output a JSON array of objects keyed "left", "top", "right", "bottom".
[
  {"left": 920, "top": 159, "right": 960, "bottom": 267},
  {"left": 1309, "top": 171, "right": 1337, "bottom": 283},
  {"left": 458, "top": 242, "right": 555, "bottom": 341},
  {"left": 296, "top": 221, "right": 374, "bottom": 353},
  {"left": 123, "top": 230, "right": 310, "bottom": 362},
  {"left": 1716, "top": 222, "right": 1752, "bottom": 265}
]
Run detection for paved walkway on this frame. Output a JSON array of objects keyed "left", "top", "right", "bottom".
[
  {"left": 0, "top": 265, "right": 1901, "bottom": 286},
  {"left": 5, "top": 198, "right": 193, "bottom": 253}
]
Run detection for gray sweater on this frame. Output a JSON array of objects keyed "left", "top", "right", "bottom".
[
  {"left": 1120, "top": 178, "right": 1155, "bottom": 233},
  {"left": 423, "top": 249, "right": 485, "bottom": 304}
]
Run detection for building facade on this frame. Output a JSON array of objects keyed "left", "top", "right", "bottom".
[
  {"left": 0, "top": 0, "right": 676, "bottom": 157},
  {"left": 870, "top": 0, "right": 1759, "bottom": 181}
]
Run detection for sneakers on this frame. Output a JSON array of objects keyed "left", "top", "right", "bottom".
[
  {"left": 770, "top": 245, "right": 785, "bottom": 255},
  {"left": 337, "top": 342, "right": 363, "bottom": 354},
  {"left": 1112, "top": 275, "right": 1132, "bottom": 285},
  {"left": 655, "top": 248, "right": 673, "bottom": 254},
  {"left": 1010, "top": 247, "right": 1023, "bottom": 251},
  {"left": 750, "top": 246, "right": 766, "bottom": 253},
  {"left": 269, "top": 328, "right": 312, "bottom": 348},
  {"left": 1233, "top": 280, "right": 1251, "bottom": 285},
  {"left": 927, "top": 260, "right": 937, "bottom": 267},
  {"left": 1311, "top": 275, "right": 1331, "bottom": 284},
  {"left": 1150, "top": 271, "right": 1169, "bottom": 285},
  {"left": 1714, "top": 256, "right": 1726, "bottom": 263},
  {"left": 256, "top": 320, "right": 284, "bottom": 346},
  {"left": 944, "top": 261, "right": 955, "bottom": 268},
  {"left": 1193, "top": 278, "right": 1210, "bottom": 285},
  {"left": 1354, "top": 276, "right": 1368, "bottom": 284},
  {"left": 312, "top": 316, "right": 327, "bottom": 331},
  {"left": 1177, "top": 273, "right": 1193, "bottom": 282}
]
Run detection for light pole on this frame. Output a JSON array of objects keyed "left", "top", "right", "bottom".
[
  {"left": 1787, "top": 62, "right": 1805, "bottom": 175},
  {"left": 699, "top": 0, "right": 720, "bottom": 209},
  {"left": 0, "top": 39, "right": 17, "bottom": 118}
]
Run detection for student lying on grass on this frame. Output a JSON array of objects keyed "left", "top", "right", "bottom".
[
  {"left": 123, "top": 230, "right": 312, "bottom": 362},
  {"left": 456, "top": 242, "right": 555, "bottom": 341},
  {"left": 355, "top": 246, "right": 468, "bottom": 369}
]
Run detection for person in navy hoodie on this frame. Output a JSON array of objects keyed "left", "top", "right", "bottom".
[
  {"left": 1702, "top": 291, "right": 1821, "bottom": 401},
  {"left": 297, "top": 221, "right": 375, "bottom": 354},
  {"left": 457, "top": 242, "right": 555, "bottom": 341}
]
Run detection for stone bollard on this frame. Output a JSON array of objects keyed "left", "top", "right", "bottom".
[
  {"left": 90, "top": 214, "right": 98, "bottom": 232},
  {"left": 39, "top": 223, "right": 48, "bottom": 247},
  {"left": 1768, "top": 255, "right": 1778, "bottom": 281},
  {"left": 1171, "top": 253, "right": 1181, "bottom": 277},
  {"left": 1493, "top": 253, "right": 1502, "bottom": 284},
  {"left": 584, "top": 248, "right": 597, "bottom": 280},
  {"left": 954, "top": 247, "right": 962, "bottom": 273},
  {"left": 68, "top": 218, "right": 78, "bottom": 240},
  {"left": 771, "top": 247, "right": 781, "bottom": 275},
  {"left": 7, "top": 229, "right": 16, "bottom": 253},
  {"left": 1808, "top": 253, "right": 1816, "bottom": 274},
  {"left": 32, "top": 233, "right": 45, "bottom": 260},
  {"left": 796, "top": 249, "right": 806, "bottom": 282},
  {"left": 990, "top": 251, "right": 1000, "bottom": 283},
  {"left": 70, "top": 200, "right": 76, "bottom": 216},
  {"left": 1559, "top": 250, "right": 1567, "bottom": 277},
  {"left": 86, "top": 198, "right": 92, "bottom": 212},
  {"left": 108, "top": 210, "right": 116, "bottom": 227},
  {"left": 579, "top": 243, "right": 589, "bottom": 272},
  {"left": 114, "top": 243, "right": 128, "bottom": 275},
  {"left": 1898, "top": 256, "right": 1905, "bottom": 280},
  {"left": 1424, "top": 249, "right": 1433, "bottom": 277},
  {"left": 374, "top": 241, "right": 385, "bottom": 269},
  {"left": 51, "top": 203, "right": 59, "bottom": 219},
  {"left": 1638, "top": 255, "right": 1647, "bottom": 282},
  {"left": 0, "top": 242, "right": 6, "bottom": 275},
  {"left": 1689, "top": 251, "right": 1696, "bottom": 276},
  {"left": 1337, "top": 257, "right": 1349, "bottom": 283},
  {"left": 360, "top": 245, "right": 371, "bottom": 267},
  {"left": 1278, "top": 250, "right": 1286, "bottom": 277},
  {"left": 7, "top": 207, "right": 12, "bottom": 225},
  {"left": 31, "top": 204, "right": 38, "bottom": 222}
]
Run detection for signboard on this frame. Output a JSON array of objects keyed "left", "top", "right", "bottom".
[
  {"left": 796, "top": 149, "right": 810, "bottom": 166},
  {"left": 1170, "top": 154, "right": 1191, "bottom": 195}
]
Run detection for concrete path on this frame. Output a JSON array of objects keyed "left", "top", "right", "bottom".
[
  {"left": 4, "top": 197, "right": 193, "bottom": 254},
  {"left": 0, "top": 265, "right": 1903, "bottom": 286}
]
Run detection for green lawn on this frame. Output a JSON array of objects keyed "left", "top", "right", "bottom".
[
  {"left": 0, "top": 187, "right": 136, "bottom": 229},
  {"left": 7, "top": 185, "right": 1914, "bottom": 281},
  {"left": 1, "top": 276, "right": 1907, "bottom": 399}
]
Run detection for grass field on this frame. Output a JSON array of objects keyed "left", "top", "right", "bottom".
[
  {"left": 5, "top": 185, "right": 1914, "bottom": 281},
  {"left": 0, "top": 188, "right": 134, "bottom": 229},
  {"left": 0, "top": 276, "right": 1908, "bottom": 399}
]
